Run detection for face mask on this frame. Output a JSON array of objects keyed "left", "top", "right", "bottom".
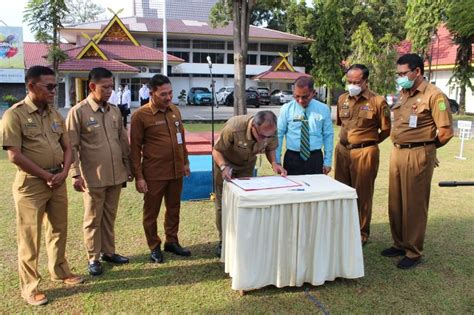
[
  {"left": 396, "top": 76, "right": 414, "bottom": 89},
  {"left": 347, "top": 84, "right": 362, "bottom": 97}
]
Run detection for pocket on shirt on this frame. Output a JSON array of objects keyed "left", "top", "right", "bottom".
[
  {"left": 356, "top": 110, "right": 374, "bottom": 127},
  {"left": 416, "top": 103, "right": 429, "bottom": 114},
  {"left": 309, "top": 115, "right": 323, "bottom": 136},
  {"left": 23, "top": 127, "right": 42, "bottom": 138},
  {"left": 234, "top": 144, "right": 251, "bottom": 161}
]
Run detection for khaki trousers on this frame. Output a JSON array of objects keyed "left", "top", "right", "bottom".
[
  {"left": 12, "top": 173, "right": 72, "bottom": 298},
  {"left": 388, "top": 144, "right": 436, "bottom": 258},
  {"left": 83, "top": 184, "right": 122, "bottom": 261},
  {"left": 334, "top": 143, "right": 380, "bottom": 242},
  {"left": 143, "top": 178, "right": 183, "bottom": 250},
  {"left": 213, "top": 163, "right": 254, "bottom": 241}
]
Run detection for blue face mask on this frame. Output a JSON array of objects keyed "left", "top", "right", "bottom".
[{"left": 396, "top": 76, "right": 415, "bottom": 89}]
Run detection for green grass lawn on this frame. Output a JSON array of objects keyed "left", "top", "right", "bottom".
[{"left": 0, "top": 124, "right": 473, "bottom": 313}]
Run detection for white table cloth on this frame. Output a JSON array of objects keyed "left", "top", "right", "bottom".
[{"left": 221, "top": 174, "right": 364, "bottom": 291}]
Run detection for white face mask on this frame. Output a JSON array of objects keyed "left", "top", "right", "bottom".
[{"left": 347, "top": 84, "right": 362, "bottom": 97}]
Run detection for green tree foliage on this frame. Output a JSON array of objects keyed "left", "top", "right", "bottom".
[
  {"left": 210, "top": 0, "right": 285, "bottom": 115},
  {"left": 446, "top": 1, "right": 474, "bottom": 115},
  {"left": 339, "top": 0, "right": 407, "bottom": 57},
  {"left": 348, "top": 22, "right": 397, "bottom": 95},
  {"left": 310, "top": 0, "right": 345, "bottom": 104},
  {"left": 24, "top": 0, "right": 69, "bottom": 107},
  {"left": 63, "top": 0, "right": 104, "bottom": 25},
  {"left": 405, "top": 0, "right": 447, "bottom": 56}
]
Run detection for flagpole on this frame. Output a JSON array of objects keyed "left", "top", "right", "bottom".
[{"left": 162, "top": 0, "right": 167, "bottom": 76}]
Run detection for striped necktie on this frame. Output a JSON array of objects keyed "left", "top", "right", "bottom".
[{"left": 300, "top": 110, "right": 310, "bottom": 161}]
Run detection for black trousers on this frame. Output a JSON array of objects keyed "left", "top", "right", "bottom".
[
  {"left": 283, "top": 149, "right": 323, "bottom": 175},
  {"left": 140, "top": 98, "right": 149, "bottom": 106},
  {"left": 118, "top": 105, "right": 129, "bottom": 127}
]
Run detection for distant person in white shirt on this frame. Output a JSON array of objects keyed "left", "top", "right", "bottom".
[
  {"left": 117, "top": 85, "right": 131, "bottom": 127},
  {"left": 139, "top": 83, "right": 150, "bottom": 106},
  {"left": 108, "top": 89, "right": 118, "bottom": 106}
]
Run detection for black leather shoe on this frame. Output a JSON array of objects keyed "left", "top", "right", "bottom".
[
  {"left": 381, "top": 247, "right": 406, "bottom": 257},
  {"left": 101, "top": 253, "right": 129, "bottom": 264},
  {"left": 215, "top": 242, "right": 222, "bottom": 258},
  {"left": 397, "top": 256, "right": 421, "bottom": 269},
  {"left": 150, "top": 247, "right": 164, "bottom": 263},
  {"left": 164, "top": 242, "right": 191, "bottom": 256},
  {"left": 88, "top": 260, "right": 103, "bottom": 276}
]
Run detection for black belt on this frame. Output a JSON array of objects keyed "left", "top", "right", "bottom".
[
  {"left": 44, "top": 166, "right": 63, "bottom": 174},
  {"left": 393, "top": 141, "right": 435, "bottom": 149},
  {"left": 341, "top": 141, "right": 377, "bottom": 150},
  {"left": 287, "top": 149, "right": 322, "bottom": 154}
]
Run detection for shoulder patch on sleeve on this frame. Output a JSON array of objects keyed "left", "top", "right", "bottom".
[
  {"left": 383, "top": 106, "right": 390, "bottom": 117},
  {"left": 437, "top": 98, "right": 447, "bottom": 111}
]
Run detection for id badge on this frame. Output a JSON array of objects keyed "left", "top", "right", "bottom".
[
  {"left": 176, "top": 132, "right": 183, "bottom": 144},
  {"left": 409, "top": 115, "right": 418, "bottom": 128}
]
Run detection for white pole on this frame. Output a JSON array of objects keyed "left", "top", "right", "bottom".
[
  {"left": 456, "top": 129, "right": 467, "bottom": 160},
  {"left": 162, "top": 0, "right": 168, "bottom": 76},
  {"left": 64, "top": 74, "right": 71, "bottom": 108}
]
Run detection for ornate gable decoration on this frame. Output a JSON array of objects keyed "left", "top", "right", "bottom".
[
  {"left": 274, "top": 53, "right": 296, "bottom": 72},
  {"left": 95, "top": 12, "right": 140, "bottom": 46},
  {"left": 76, "top": 39, "right": 108, "bottom": 60}
]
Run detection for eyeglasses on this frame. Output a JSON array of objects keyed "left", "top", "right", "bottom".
[
  {"left": 37, "top": 83, "right": 58, "bottom": 91},
  {"left": 294, "top": 94, "right": 312, "bottom": 101},
  {"left": 396, "top": 70, "right": 414, "bottom": 77},
  {"left": 254, "top": 126, "right": 274, "bottom": 139}
]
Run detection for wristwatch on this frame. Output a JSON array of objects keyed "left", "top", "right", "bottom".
[{"left": 219, "top": 164, "right": 227, "bottom": 171}]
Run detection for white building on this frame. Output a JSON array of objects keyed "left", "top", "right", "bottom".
[{"left": 60, "top": 16, "right": 312, "bottom": 106}]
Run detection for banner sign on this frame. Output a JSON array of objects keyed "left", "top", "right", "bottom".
[{"left": 0, "top": 26, "right": 25, "bottom": 83}]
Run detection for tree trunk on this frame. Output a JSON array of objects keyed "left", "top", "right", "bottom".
[
  {"left": 326, "top": 87, "right": 332, "bottom": 106},
  {"left": 232, "top": 0, "right": 254, "bottom": 116},
  {"left": 53, "top": 27, "right": 60, "bottom": 108},
  {"left": 459, "top": 84, "right": 466, "bottom": 115}
]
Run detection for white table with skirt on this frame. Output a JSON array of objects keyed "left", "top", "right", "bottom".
[{"left": 221, "top": 174, "right": 364, "bottom": 291}]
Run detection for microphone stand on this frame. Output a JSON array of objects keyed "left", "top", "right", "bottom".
[{"left": 208, "top": 57, "right": 216, "bottom": 199}]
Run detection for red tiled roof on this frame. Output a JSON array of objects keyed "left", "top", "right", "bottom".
[
  {"left": 24, "top": 42, "right": 75, "bottom": 68},
  {"left": 58, "top": 58, "right": 138, "bottom": 72},
  {"left": 252, "top": 70, "right": 311, "bottom": 82},
  {"left": 64, "top": 17, "right": 312, "bottom": 43},
  {"left": 397, "top": 24, "right": 474, "bottom": 67},
  {"left": 98, "top": 42, "right": 183, "bottom": 62},
  {"left": 24, "top": 41, "right": 182, "bottom": 72}
]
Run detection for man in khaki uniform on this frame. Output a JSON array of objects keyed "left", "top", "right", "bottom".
[
  {"left": 382, "top": 53, "right": 453, "bottom": 269},
  {"left": 335, "top": 64, "right": 391, "bottom": 245},
  {"left": 66, "top": 68, "right": 133, "bottom": 276},
  {"left": 1, "top": 66, "right": 83, "bottom": 306},
  {"left": 212, "top": 111, "right": 287, "bottom": 257},
  {"left": 130, "top": 74, "right": 191, "bottom": 264}
]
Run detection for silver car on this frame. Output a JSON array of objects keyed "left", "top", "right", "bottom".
[{"left": 270, "top": 90, "right": 293, "bottom": 105}]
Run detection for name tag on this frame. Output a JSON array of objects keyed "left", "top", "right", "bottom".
[
  {"left": 86, "top": 120, "right": 99, "bottom": 126},
  {"left": 176, "top": 132, "right": 183, "bottom": 144},
  {"left": 409, "top": 115, "right": 418, "bottom": 128},
  {"left": 25, "top": 123, "right": 37, "bottom": 128},
  {"left": 155, "top": 120, "right": 166, "bottom": 126}
]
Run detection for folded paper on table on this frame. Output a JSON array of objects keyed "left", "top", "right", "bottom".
[{"left": 230, "top": 176, "right": 301, "bottom": 191}]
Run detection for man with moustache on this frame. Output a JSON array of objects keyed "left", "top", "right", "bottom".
[
  {"left": 130, "top": 74, "right": 191, "bottom": 263},
  {"left": 1, "top": 65, "right": 83, "bottom": 306}
]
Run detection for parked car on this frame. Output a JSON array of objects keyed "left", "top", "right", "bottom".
[
  {"left": 256, "top": 87, "right": 271, "bottom": 105},
  {"left": 225, "top": 89, "right": 260, "bottom": 107},
  {"left": 216, "top": 86, "right": 234, "bottom": 105},
  {"left": 270, "top": 90, "right": 293, "bottom": 105},
  {"left": 188, "top": 87, "right": 212, "bottom": 105}
]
